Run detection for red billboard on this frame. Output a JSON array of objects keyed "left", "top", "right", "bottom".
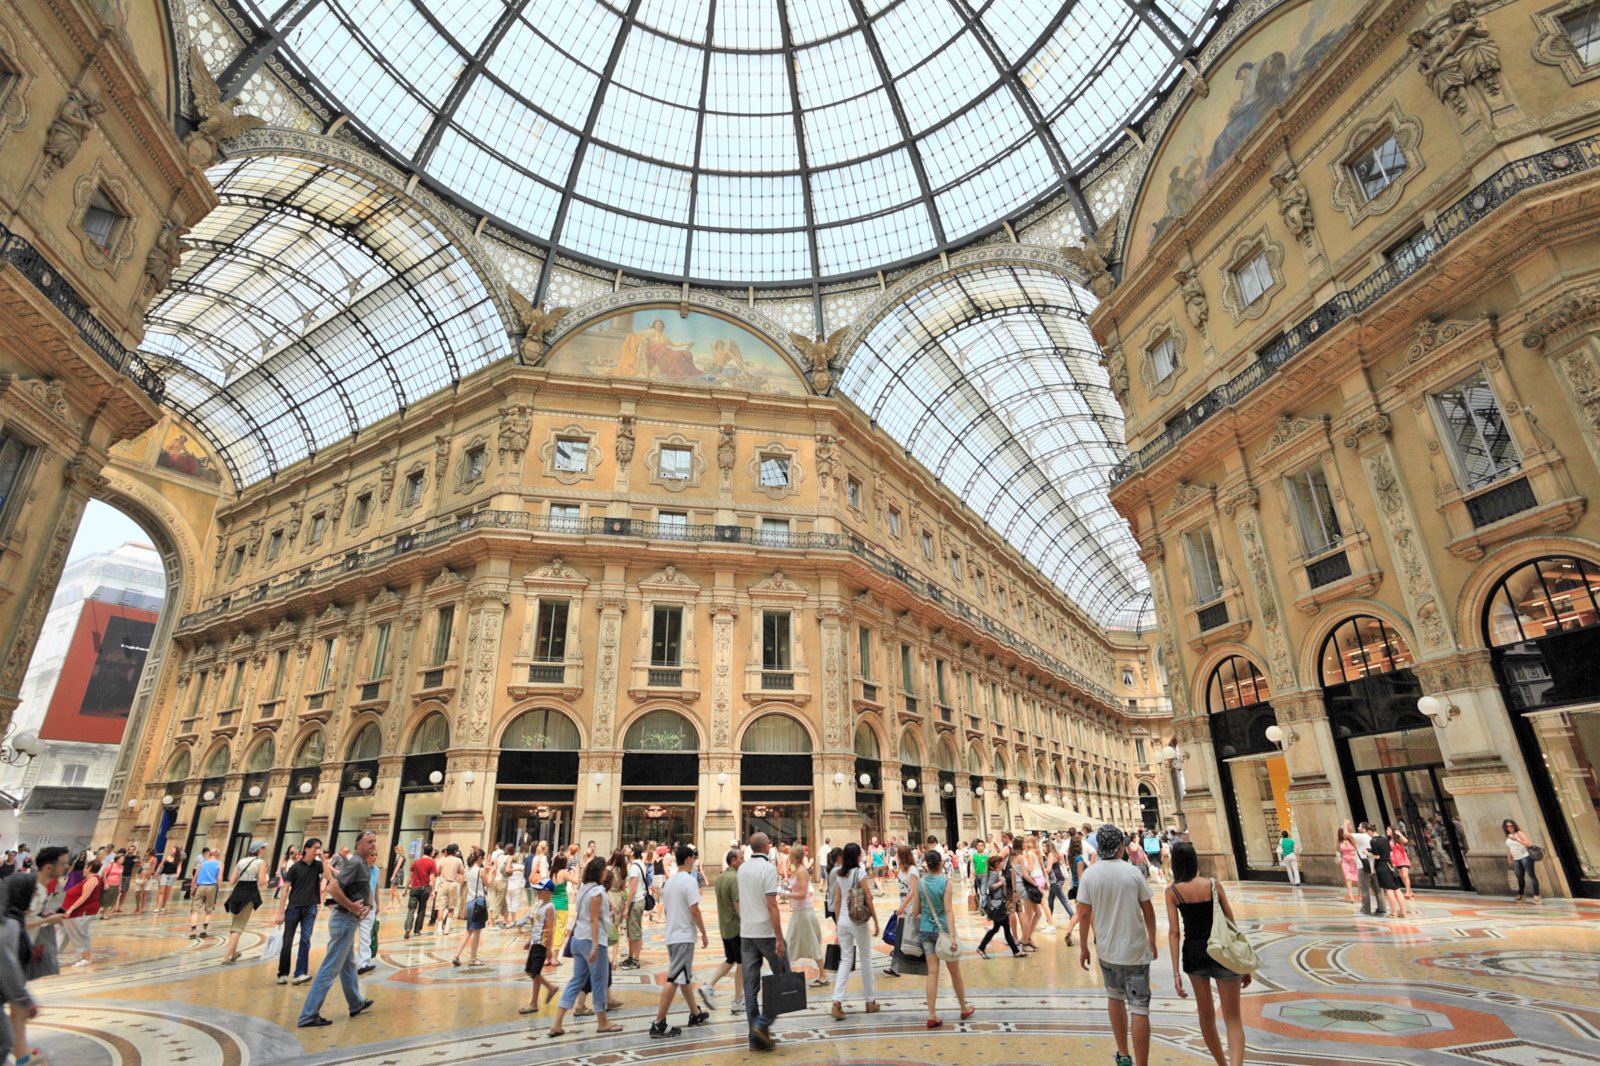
[{"left": 40, "top": 600, "right": 159, "bottom": 744}]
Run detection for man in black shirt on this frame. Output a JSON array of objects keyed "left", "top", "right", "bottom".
[
  {"left": 298, "top": 831, "right": 376, "bottom": 1028},
  {"left": 275, "top": 838, "right": 325, "bottom": 985}
]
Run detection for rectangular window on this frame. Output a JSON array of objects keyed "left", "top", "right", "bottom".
[
  {"left": 759, "top": 517, "right": 790, "bottom": 545},
  {"left": 266, "top": 529, "right": 283, "bottom": 561},
  {"left": 846, "top": 477, "right": 862, "bottom": 509},
  {"left": 651, "top": 604, "right": 683, "bottom": 666},
  {"left": 60, "top": 763, "right": 88, "bottom": 788},
  {"left": 975, "top": 570, "right": 987, "bottom": 597},
  {"left": 658, "top": 446, "right": 692, "bottom": 480},
  {"left": 269, "top": 649, "right": 288, "bottom": 699},
  {"left": 227, "top": 661, "right": 245, "bottom": 706},
  {"left": 759, "top": 455, "right": 790, "bottom": 487},
  {"left": 465, "top": 445, "right": 486, "bottom": 480},
  {"left": 1432, "top": 371, "right": 1521, "bottom": 490},
  {"left": 920, "top": 531, "right": 934, "bottom": 559},
  {"left": 549, "top": 503, "right": 582, "bottom": 531},
  {"left": 1285, "top": 464, "right": 1343, "bottom": 556},
  {"left": 935, "top": 659, "right": 948, "bottom": 703},
  {"left": 857, "top": 626, "right": 872, "bottom": 679},
  {"left": 404, "top": 470, "right": 425, "bottom": 507},
  {"left": 308, "top": 511, "right": 327, "bottom": 545},
  {"left": 1184, "top": 528, "right": 1226, "bottom": 604},
  {"left": 0, "top": 430, "right": 34, "bottom": 526},
  {"left": 370, "top": 622, "right": 392, "bottom": 678},
  {"left": 1122, "top": 668, "right": 1135, "bottom": 688},
  {"left": 762, "top": 611, "right": 792, "bottom": 670},
  {"left": 432, "top": 605, "right": 454, "bottom": 665},
  {"left": 534, "top": 600, "right": 570, "bottom": 661},
  {"left": 1136, "top": 738, "right": 1148, "bottom": 764},
  {"left": 900, "top": 644, "right": 914, "bottom": 692},
  {"left": 1350, "top": 133, "right": 1407, "bottom": 202},
  {"left": 228, "top": 546, "right": 245, "bottom": 575},
  {"left": 80, "top": 188, "right": 124, "bottom": 251},
  {"left": 996, "top": 587, "right": 1007, "bottom": 612},
  {"left": 351, "top": 493, "right": 371, "bottom": 528},
  {"left": 316, "top": 637, "right": 337, "bottom": 690},
  {"left": 190, "top": 670, "right": 208, "bottom": 714},
  {"left": 1234, "top": 251, "right": 1274, "bottom": 306},
  {"left": 887, "top": 508, "right": 901, "bottom": 537},
  {"left": 949, "top": 552, "right": 961, "bottom": 581},
  {"left": 965, "top": 671, "right": 976, "bottom": 708},
  {"left": 1149, "top": 335, "right": 1177, "bottom": 381},
  {"left": 1565, "top": 4, "right": 1600, "bottom": 65},
  {"left": 658, "top": 511, "right": 689, "bottom": 539},
  {"left": 554, "top": 438, "right": 589, "bottom": 472}
]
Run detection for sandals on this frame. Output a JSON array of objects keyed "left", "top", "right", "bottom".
[
  {"left": 976, "top": 949, "right": 990, "bottom": 959},
  {"left": 808, "top": 978, "right": 829, "bottom": 988},
  {"left": 927, "top": 1018, "right": 943, "bottom": 1028},
  {"left": 960, "top": 1005, "right": 977, "bottom": 1020},
  {"left": 597, "top": 1024, "right": 624, "bottom": 1033},
  {"left": 866, "top": 1001, "right": 881, "bottom": 1013},
  {"left": 831, "top": 1002, "right": 845, "bottom": 1020},
  {"left": 519, "top": 1005, "right": 540, "bottom": 1015},
  {"left": 546, "top": 1028, "right": 565, "bottom": 1038}
]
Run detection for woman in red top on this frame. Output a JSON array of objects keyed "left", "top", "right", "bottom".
[{"left": 60, "top": 859, "right": 103, "bottom": 967}]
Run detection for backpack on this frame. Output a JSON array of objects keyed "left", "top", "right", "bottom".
[
  {"left": 846, "top": 870, "right": 872, "bottom": 924},
  {"left": 634, "top": 861, "right": 655, "bottom": 912}
]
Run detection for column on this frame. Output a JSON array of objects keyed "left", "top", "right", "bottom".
[
  {"left": 579, "top": 590, "right": 627, "bottom": 843},
  {"left": 816, "top": 598, "right": 860, "bottom": 849},
  {"left": 1171, "top": 715, "right": 1232, "bottom": 879},
  {"left": 1271, "top": 689, "right": 1349, "bottom": 885},
  {"left": 702, "top": 590, "right": 739, "bottom": 863},
  {"left": 368, "top": 754, "right": 406, "bottom": 847}
]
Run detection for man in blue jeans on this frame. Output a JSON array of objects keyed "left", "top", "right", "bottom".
[
  {"left": 737, "top": 832, "right": 790, "bottom": 1052},
  {"left": 298, "top": 831, "right": 376, "bottom": 1028},
  {"left": 275, "top": 838, "right": 325, "bottom": 985}
]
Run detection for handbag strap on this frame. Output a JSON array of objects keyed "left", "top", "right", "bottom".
[{"left": 918, "top": 877, "right": 948, "bottom": 935}]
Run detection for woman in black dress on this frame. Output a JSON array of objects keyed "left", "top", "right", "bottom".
[
  {"left": 1165, "top": 843, "right": 1249, "bottom": 1066},
  {"left": 1367, "top": 825, "right": 1408, "bottom": 918}
]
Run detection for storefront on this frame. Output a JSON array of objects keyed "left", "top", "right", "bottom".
[
  {"left": 226, "top": 738, "right": 275, "bottom": 871},
  {"left": 741, "top": 712, "right": 813, "bottom": 846},
  {"left": 274, "top": 730, "right": 323, "bottom": 862},
  {"left": 494, "top": 707, "right": 581, "bottom": 852},
  {"left": 1485, "top": 555, "right": 1600, "bottom": 897},
  {"left": 1321, "top": 615, "right": 1468, "bottom": 890},
  {"left": 331, "top": 721, "right": 381, "bottom": 856},
  {"left": 184, "top": 743, "right": 231, "bottom": 875},
  {"left": 620, "top": 709, "right": 698, "bottom": 847},
  {"left": 1206, "top": 655, "right": 1289, "bottom": 881},
  {"left": 854, "top": 724, "right": 883, "bottom": 846},
  {"left": 899, "top": 735, "right": 926, "bottom": 843},
  {"left": 394, "top": 712, "right": 449, "bottom": 864}
]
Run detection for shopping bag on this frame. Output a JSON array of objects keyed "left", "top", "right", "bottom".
[
  {"left": 261, "top": 923, "right": 284, "bottom": 961},
  {"left": 25, "top": 925, "right": 58, "bottom": 979},
  {"left": 761, "top": 971, "right": 807, "bottom": 1017},
  {"left": 881, "top": 912, "right": 897, "bottom": 945},
  {"left": 370, "top": 915, "right": 380, "bottom": 958},
  {"left": 823, "top": 943, "right": 842, "bottom": 971}
]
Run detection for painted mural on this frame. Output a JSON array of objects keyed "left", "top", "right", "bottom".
[
  {"left": 544, "top": 308, "right": 807, "bottom": 396},
  {"left": 1130, "top": 0, "right": 1346, "bottom": 261},
  {"left": 155, "top": 423, "right": 222, "bottom": 484}
]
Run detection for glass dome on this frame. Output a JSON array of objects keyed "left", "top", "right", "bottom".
[{"left": 233, "top": 0, "right": 1215, "bottom": 284}]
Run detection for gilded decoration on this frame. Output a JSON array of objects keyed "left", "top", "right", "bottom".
[
  {"left": 71, "top": 165, "right": 137, "bottom": 274},
  {"left": 645, "top": 433, "right": 708, "bottom": 493},
  {"left": 1139, "top": 320, "right": 1186, "bottom": 399},
  {"left": 1217, "top": 228, "right": 1285, "bottom": 326},
  {"left": 1328, "top": 104, "right": 1425, "bottom": 225},
  {"left": 1408, "top": 1, "right": 1503, "bottom": 114},
  {"left": 183, "top": 48, "right": 266, "bottom": 166},
  {"left": 538, "top": 424, "right": 600, "bottom": 486},
  {"left": 0, "top": 18, "right": 32, "bottom": 149},
  {"left": 1531, "top": 0, "right": 1600, "bottom": 85}
]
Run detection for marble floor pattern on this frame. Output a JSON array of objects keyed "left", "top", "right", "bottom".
[{"left": 25, "top": 881, "right": 1600, "bottom": 1066}]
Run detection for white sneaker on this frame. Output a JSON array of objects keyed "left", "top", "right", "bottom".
[
  {"left": 73, "top": 959, "right": 91, "bottom": 968},
  {"left": 732, "top": 999, "right": 746, "bottom": 1012},
  {"left": 292, "top": 974, "right": 311, "bottom": 985},
  {"left": 1040, "top": 923, "right": 1055, "bottom": 933}
]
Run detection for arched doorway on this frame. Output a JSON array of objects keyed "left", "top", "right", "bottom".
[
  {"left": 1138, "top": 783, "right": 1159, "bottom": 830},
  {"left": 331, "top": 722, "right": 381, "bottom": 856},
  {"left": 495, "top": 708, "right": 582, "bottom": 854},
  {"left": 934, "top": 740, "right": 959, "bottom": 849},
  {"left": 854, "top": 724, "right": 883, "bottom": 846},
  {"left": 899, "top": 734, "right": 926, "bottom": 843},
  {"left": 1484, "top": 555, "right": 1600, "bottom": 897},
  {"left": 620, "top": 709, "right": 699, "bottom": 847},
  {"left": 276, "top": 729, "right": 324, "bottom": 861},
  {"left": 1206, "top": 655, "right": 1288, "bottom": 880},
  {"left": 1320, "top": 615, "right": 1467, "bottom": 890},
  {"left": 184, "top": 741, "right": 231, "bottom": 876},
  {"left": 227, "top": 736, "right": 275, "bottom": 870},
  {"left": 741, "top": 712, "right": 813, "bottom": 847},
  {"left": 393, "top": 712, "right": 450, "bottom": 866}
]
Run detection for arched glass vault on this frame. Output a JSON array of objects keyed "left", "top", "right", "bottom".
[{"left": 837, "top": 264, "right": 1150, "bottom": 631}]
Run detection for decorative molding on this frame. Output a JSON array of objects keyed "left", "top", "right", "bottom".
[
  {"left": 0, "top": 18, "right": 35, "bottom": 150},
  {"left": 615, "top": 414, "right": 635, "bottom": 466},
  {"left": 1163, "top": 481, "right": 1215, "bottom": 519},
  {"left": 1138, "top": 319, "right": 1186, "bottom": 399},
  {"left": 36, "top": 86, "right": 103, "bottom": 188},
  {"left": 426, "top": 567, "right": 468, "bottom": 594},
  {"left": 526, "top": 557, "right": 588, "bottom": 587},
  {"left": 1531, "top": 0, "right": 1600, "bottom": 85},
  {"left": 538, "top": 424, "right": 600, "bottom": 486},
  {"left": 1361, "top": 448, "right": 1453, "bottom": 650},
  {"left": 1101, "top": 344, "right": 1130, "bottom": 407},
  {"left": 1396, "top": 316, "right": 1484, "bottom": 372},
  {"left": 1231, "top": 506, "right": 1297, "bottom": 690},
  {"left": 1408, "top": 2, "right": 1503, "bottom": 115},
  {"left": 1174, "top": 267, "right": 1208, "bottom": 330},
  {"left": 71, "top": 164, "right": 137, "bottom": 274},
  {"left": 1521, "top": 290, "right": 1600, "bottom": 350},
  {"left": 1342, "top": 413, "right": 1393, "bottom": 451},
  {"left": 396, "top": 462, "right": 426, "bottom": 517},
  {"left": 1257, "top": 414, "right": 1329, "bottom": 465},
  {"left": 644, "top": 433, "right": 707, "bottom": 493},
  {"left": 748, "top": 571, "right": 809, "bottom": 600},
  {"left": 1217, "top": 227, "right": 1284, "bottom": 326},
  {"left": 640, "top": 565, "right": 701, "bottom": 595},
  {"left": 1329, "top": 103, "right": 1425, "bottom": 225},
  {"left": 453, "top": 434, "right": 489, "bottom": 493},
  {"left": 747, "top": 440, "right": 804, "bottom": 501}
]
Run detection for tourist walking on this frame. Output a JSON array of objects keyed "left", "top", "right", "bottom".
[
  {"left": 133, "top": 849, "right": 156, "bottom": 915},
  {"left": 1503, "top": 819, "right": 1541, "bottom": 903},
  {"left": 884, "top": 844, "right": 919, "bottom": 978},
  {"left": 355, "top": 848, "right": 382, "bottom": 974},
  {"left": 1, "top": 872, "right": 40, "bottom": 1066},
  {"left": 219, "top": 842, "right": 268, "bottom": 964},
  {"left": 738, "top": 832, "right": 791, "bottom": 1052},
  {"left": 1352, "top": 823, "right": 1386, "bottom": 915},
  {"left": 296, "top": 831, "right": 376, "bottom": 1029},
  {"left": 701, "top": 848, "right": 744, "bottom": 1013},
  {"left": 1368, "top": 829, "right": 1407, "bottom": 918},
  {"left": 453, "top": 848, "right": 487, "bottom": 966},
  {"left": 1388, "top": 826, "right": 1413, "bottom": 899},
  {"left": 434, "top": 844, "right": 464, "bottom": 935},
  {"left": 827, "top": 842, "right": 880, "bottom": 1019},
  {"left": 1280, "top": 831, "right": 1301, "bottom": 886},
  {"left": 58, "top": 859, "right": 103, "bottom": 968},
  {"left": 547, "top": 857, "right": 620, "bottom": 1038},
  {"left": 187, "top": 848, "right": 220, "bottom": 939},
  {"left": 387, "top": 846, "right": 407, "bottom": 909},
  {"left": 908, "top": 849, "right": 973, "bottom": 1027},
  {"left": 976, "top": 857, "right": 1022, "bottom": 958},
  {"left": 649, "top": 845, "right": 711, "bottom": 1039},
  {"left": 548, "top": 854, "right": 571, "bottom": 964},
  {"left": 1165, "top": 843, "right": 1249, "bottom": 1066},
  {"left": 276, "top": 838, "right": 324, "bottom": 984},
  {"left": 1016, "top": 836, "right": 1045, "bottom": 950},
  {"left": 403, "top": 844, "right": 435, "bottom": 939},
  {"left": 783, "top": 844, "right": 825, "bottom": 987},
  {"left": 621, "top": 846, "right": 650, "bottom": 969},
  {"left": 1046, "top": 847, "right": 1073, "bottom": 924},
  {"left": 1337, "top": 826, "right": 1359, "bottom": 902},
  {"left": 98, "top": 850, "right": 123, "bottom": 918},
  {"left": 1076, "top": 825, "right": 1158, "bottom": 1066},
  {"left": 520, "top": 879, "right": 557, "bottom": 1014}
]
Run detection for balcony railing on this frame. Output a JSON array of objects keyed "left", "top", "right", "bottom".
[
  {"left": 528, "top": 663, "right": 565, "bottom": 684},
  {"left": 761, "top": 671, "right": 794, "bottom": 690},
  {"left": 1112, "top": 133, "right": 1600, "bottom": 486},
  {"left": 648, "top": 667, "right": 684, "bottom": 687}
]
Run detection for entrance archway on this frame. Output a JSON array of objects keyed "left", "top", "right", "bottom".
[
  {"left": 1206, "top": 654, "right": 1288, "bottom": 881},
  {"left": 620, "top": 709, "right": 699, "bottom": 848},
  {"left": 740, "top": 712, "right": 814, "bottom": 847},
  {"left": 496, "top": 707, "right": 582, "bottom": 854}
]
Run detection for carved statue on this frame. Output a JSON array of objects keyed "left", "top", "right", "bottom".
[
  {"left": 815, "top": 434, "right": 837, "bottom": 489},
  {"left": 507, "top": 289, "right": 570, "bottom": 362},
  {"left": 717, "top": 423, "right": 736, "bottom": 474},
  {"left": 789, "top": 328, "right": 848, "bottom": 394},
  {"left": 184, "top": 48, "right": 266, "bottom": 166},
  {"left": 615, "top": 414, "right": 635, "bottom": 466},
  {"left": 140, "top": 218, "right": 191, "bottom": 306},
  {"left": 1173, "top": 267, "right": 1209, "bottom": 330},
  {"left": 1269, "top": 166, "right": 1315, "bottom": 242},
  {"left": 497, "top": 405, "right": 531, "bottom": 465},
  {"left": 39, "top": 88, "right": 105, "bottom": 183},
  {"left": 285, "top": 501, "right": 303, "bottom": 540},
  {"left": 378, "top": 459, "right": 396, "bottom": 503},
  {"left": 1100, "top": 344, "right": 1130, "bottom": 406},
  {"left": 1447, "top": 1, "right": 1501, "bottom": 94},
  {"left": 1410, "top": 3, "right": 1500, "bottom": 115},
  {"left": 1059, "top": 210, "right": 1121, "bottom": 299}
]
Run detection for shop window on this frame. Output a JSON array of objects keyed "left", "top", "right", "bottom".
[
  {"left": 1563, "top": 3, "right": 1600, "bottom": 65},
  {"left": 1285, "top": 463, "right": 1342, "bottom": 556},
  {"left": 554, "top": 437, "right": 589, "bottom": 473},
  {"left": 432, "top": 605, "right": 454, "bottom": 665},
  {"left": 1208, "top": 655, "right": 1271, "bottom": 712},
  {"left": 1233, "top": 251, "right": 1274, "bottom": 306},
  {"left": 409, "top": 713, "right": 449, "bottom": 754},
  {"left": 1349, "top": 133, "right": 1407, "bottom": 203},
  {"left": 534, "top": 600, "right": 570, "bottom": 661},
  {"left": 658, "top": 446, "right": 692, "bottom": 481},
  {"left": 1319, "top": 615, "right": 1422, "bottom": 738},
  {"left": 652, "top": 604, "right": 683, "bottom": 666},
  {"left": 79, "top": 187, "right": 127, "bottom": 252},
  {"left": 1184, "top": 527, "right": 1225, "bottom": 605},
  {"left": 1431, "top": 370, "right": 1521, "bottom": 490},
  {"left": 759, "top": 454, "right": 790, "bottom": 488},
  {"left": 1486, "top": 555, "right": 1600, "bottom": 711}
]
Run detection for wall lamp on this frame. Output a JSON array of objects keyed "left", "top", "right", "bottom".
[
  {"left": 1264, "top": 724, "right": 1300, "bottom": 748},
  {"left": 0, "top": 729, "right": 42, "bottom": 767},
  {"left": 1417, "top": 695, "right": 1460, "bottom": 726}
]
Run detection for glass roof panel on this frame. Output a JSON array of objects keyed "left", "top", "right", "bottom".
[
  {"left": 837, "top": 264, "right": 1150, "bottom": 631},
  {"left": 234, "top": 0, "right": 1219, "bottom": 284}
]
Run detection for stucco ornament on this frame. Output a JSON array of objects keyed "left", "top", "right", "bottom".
[
  {"left": 1059, "top": 211, "right": 1120, "bottom": 298},
  {"left": 1174, "top": 268, "right": 1208, "bottom": 330},
  {"left": 615, "top": 414, "right": 635, "bottom": 466},
  {"left": 507, "top": 290, "right": 570, "bottom": 361},
  {"left": 789, "top": 328, "right": 847, "bottom": 393},
  {"left": 1269, "top": 165, "right": 1315, "bottom": 243},
  {"left": 717, "top": 423, "right": 737, "bottom": 474},
  {"left": 184, "top": 48, "right": 266, "bottom": 166},
  {"left": 1100, "top": 344, "right": 1130, "bottom": 406},
  {"left": 496, "top": 405, "right": 531, "bottom": 466},
  {"left": 141, "top": 219, "right": 191, "bottom": 307},
  {"left": 38, "top": 87, "right": 104, "bottom": 186},
  {"left": 1410, "top": 2, "right": 1501, "bottom": 115}
]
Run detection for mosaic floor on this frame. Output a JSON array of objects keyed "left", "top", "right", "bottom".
[{"left": 25, "top": 881, "right": 1600, "bottom": 1065}]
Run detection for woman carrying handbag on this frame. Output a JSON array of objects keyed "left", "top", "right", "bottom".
[
  {"left": 908, "top": 850, "right": 973, "bottom": 1028},
  {"left": 1164, "top": 843, "right": 1252, "bottom": 1066},
  {"left": 219, "top": 843, "right": 269, "bottom": 964}
]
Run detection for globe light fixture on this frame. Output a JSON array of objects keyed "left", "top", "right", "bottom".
[
  {"left": 248, "top": 785, "right": 261, "bottom": 798},
  {"left": 974, "top": 785, "right": 984, "bottom": 797},
  {"left": 834, "top": 771, "right": 846, "bottom": 786},
  {"left": 358, "top": 775, "right": 373, "bottom": 790},
  {"left": 942, "top": 781, "right": 953, "bottom": 793},
  {"left": 429, "top": 770, "right": 444, "bottom": 785},
  {"left": 299, "top": 780, "right": 314, "bottom": 794},
  {"left": 464, "top": 770, "right": 476, "bottom": 784},
  {"left": 859, "top": 772, "right": 871, "bottom": 787},
  {"left": 202, "top": 789, "right": 216, "bottom": 802},
  {"left": 1416, "top": 694, "right": 1460, "bottom": 725},
  {"left": 905, "top": 777, "right": 918, "bottom": 791},
  {"left": 162, "top": 794, "right": 174, "bottom": 806},
  {"left": 128, "top": 798, "right": 139, "bottom": 809},
  {"left": 717, "top": 771, "right": 729, "bottom": 786},
  {"left": 1001, "top": 788, "right": 1011, "bottom": 799}
]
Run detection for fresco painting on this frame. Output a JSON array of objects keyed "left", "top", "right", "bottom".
[
  {"left": 155, "top": 423, "right": 222, "bottom": 483},
  {"left": 544, "top": 309, "right": 807, "bottom": 396},
  {"left": 1132, "top": 0, "right": 1346, "bottom": 261}
]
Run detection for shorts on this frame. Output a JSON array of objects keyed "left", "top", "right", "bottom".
[
  {"left": 721, "top": 935, "right": 741, "bottom": 965},
  {"left": 192, "top": 885, "right": 218, "bottom": 914},
  {"left": 1184, "top": 958, "right": 1244, "bottom": 982},
  {"left": 159, "top": 874, "right": 177, "bottom": 888},
  {"left": 917, "top": 929, "right": 941, "bottom": 952},
  {"left": 100, "top": 885, "right": 122, "bottom": 909},
  {"left": 1100, "top": 960, "right": 1152, "bottom": 1016},
  {"left": 626, "top": 903, "right": 643, "bottom": 941},
  {"left": 437, "top": 883, "right": 461, "bottom": 912},
  {"left": 666, "top": 941, "right": 696, "bottom": 985},
  {"left": 229, "top": 902, "right": 256, "bottom": 934},
  {"left": 525, "top": 944, "right": 548, "bottom": 976}
]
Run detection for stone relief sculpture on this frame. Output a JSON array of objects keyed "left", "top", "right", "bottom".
[
  {"left": 140, "top": 219, "right": 191, "bottom": 308},
  {"left": 496, "top": 405, "right": 531, "bottom": 466},
  {"left": 507, "top": 289, "right": 570, "bottom": 361},
  {"left": 615, "top": 414, "right": 635, "bottom": 466},
  {"left": 717, "top": 423, "right": 736, "bottom": 475},
  {"left": 788, "top": 328, "right": 847, "bottom": 393},
  {"left": 38, "top": 87, "right": 104, "bottom": 186},
  {"left": 1269, "top": 165, "right": 1315, "bottom": 243},
  {"left": 1174, "top": 267, "right": 1209, "bottom": 329},
  {"left": 184, "top": 48, "right": 266, "bottom": 166},
  {"left": 1059, "top": 211, "right": 1121, "bottom": 298},
  {"left": 1410, "top": 2, "right": 1501, "bottom": 115}
]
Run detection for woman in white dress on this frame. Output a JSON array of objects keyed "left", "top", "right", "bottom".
[{"left": 783, "top": 844, "right": 826, "bottom": 987}]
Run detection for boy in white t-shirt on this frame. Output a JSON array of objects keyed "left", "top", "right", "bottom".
[
  {"left": 651, "top": 845, "right": 711, "bottom": 1039},
  {"left": 520, "top": 880, "right": 557, "bottom": 1013}
]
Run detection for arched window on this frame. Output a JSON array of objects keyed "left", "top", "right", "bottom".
[
  {"left": 408, "top": 713, "right": 449, "bottom": 755},
  {"left": 346, "top": 722, "right": 381, "bottom": 761},
  {"left": 934, "top": 741, "right": 958, "bottom": 772},
  {"left": 164, "top": 748, "right": 192, "bottom": 781},
  {"left": 501, "top": 708, "right": 582, "bottom": 750},
  {"left": 623, "top": 709, "right": 697, "bottom": 752},
  {"left": 1207, "top": 655, "right": 1271, "bottom": 712},
  {"left": 1485, "top": 555, "right": 1600, "bottom": 712},
  {"left": 1318, "top": 616, "right": 1422, "bottom": 738},
  {"left": 899, "top": 734, "right": 922, "bottom": 768},
  {"left": 294, "top": 729, "right": 324, "bottom": 768},
  {"left": 966, "top": 747, "right": 986, "bottom": 776},
  {"left": 1320, "top": 615, "right": 1413, "bottom": 684},
  {"left": 245, "top": 738, "right": 275, "bottom": 773},
  {"left": 1138, "top": 783, "right": 1154, "bottom": 798},
  {"left": 201, "top": 743, "right": 230, "bottom": 778},
  {"left": 741, "top": 714, "right": 812, "bottom": 754},
  {"left": 853, "top": 723, "right": 880, "bottom": 759}
]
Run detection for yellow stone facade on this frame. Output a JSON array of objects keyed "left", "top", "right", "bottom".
[{"left": 1100, "top": 0, "right": 1600, "bottom": 897}]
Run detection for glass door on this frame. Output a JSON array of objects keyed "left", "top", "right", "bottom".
[
  {"left": 1356, "top": 765, "right": 1469, "bottom": 890},
  {"left": 620, "top": 801, "right": 696, "bottom": 849},
  {"left": 742, "top": 801, "right": 811, "bottom": 847},
  {"left": 494, "top": 802, "right": 573, "bottom": 856}
]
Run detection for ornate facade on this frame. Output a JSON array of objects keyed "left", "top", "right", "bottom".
[{"left": 1100, "top": 0, "right": 1600, "bottom": 897}]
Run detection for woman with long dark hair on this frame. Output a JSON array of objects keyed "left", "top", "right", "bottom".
[
  {"left": 1165, "top": 843, "right": 1249, "bottom": 1066},
  {"left": 453, "top": 847, "right": 487, "bottom": 967},
  {"left": 1503, "top": 819, "right": 1540, "bottom": 904},
  {"left": 827, "top": 842, "right": 880, "bottom": 1019}
]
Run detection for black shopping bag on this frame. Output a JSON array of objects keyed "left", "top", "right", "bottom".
[
  {"left": 762, "top": 971, "right": 807, "bottom": 1017},
  {"left": 823, "top": 943, "right": 842, "bottom": 971}
]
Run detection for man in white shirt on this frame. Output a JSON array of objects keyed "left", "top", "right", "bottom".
[
  {"left": 622, "top": 844, "right": 650, "bottom": 968},
  {"left": 1076, "top": 825, "right": 1157, "bottom": 1066},
  {"left": 1351, "top": 823, "right": 1385, "bottom": 915},
  {"left": 650, "top": 845, "right": 711, "bottom": 1039},
  {"left": 1082, "top": 823, "right": 1099, "bottom": 864},
  {"left": 737, "top": 832, "right": 790, "bottom": 1052}
]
